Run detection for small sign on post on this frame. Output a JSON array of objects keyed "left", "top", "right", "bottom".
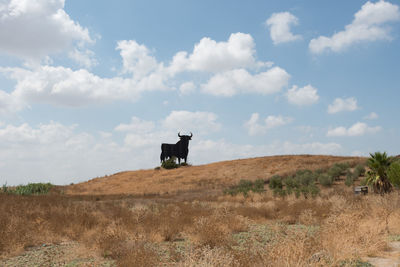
[{"left": 354, "top": 186, "right": 368, "bottom": 195}]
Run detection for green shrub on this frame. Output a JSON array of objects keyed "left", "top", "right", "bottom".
[
  {"left": 388, "top": 161, "right": 400, "bottom": 189},
  {"left": 224, "top": 179, "right": 265, "bottom": 196},
  {"left": 354, "top": 164, "right": 366, "bottom": 177},
  {"left": 334, "top": 162, "right": 350, "bottom": 172},
  {"left": 295, "top": 171, "right": 317, "bottom": 186},
  {"left": 268, "top": 175, "right": 283, "bottom": 190},
  {"left": 271, "top": 170, "right": 320, "bottom": 198},
  {"left": 328, "top": 165, "right": 343, "bottom": 180},
  {"left": 295, "top": 169, "right": 312, "bottom": 176},
  {"left": 345, "top": 170, "right": 355, "bottom": 187},
  {"left": 272, "top": 187, "right": 287, "bottom": 197},
  {"left": 298, "top": 184, "right": 320, "bottom": 198},
  {"left": 318, "top": 174, "right": 333, "bottom": 187},
  {"left": 13, "top": 183, "right": 53, "bottom": 195},
  {"left": 161, "top": 157, "right": 179, "bottom": 169},
  {"left": 160, "top": 158, "right": 191, "bottom": 169},
  {"left": 283, "top": 176, "right": 299, "bottom": 194},
  {"left": 309, "top": 184, "right": 320, "bottom": 198}
]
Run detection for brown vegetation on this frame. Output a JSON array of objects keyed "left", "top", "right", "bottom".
[
  {"left": 2, "top": 189, "right": 400, "bottom": 266},
  {"left": 2, "top": 155, "right": 400, "bottom": 266},
  {"left": 66, "top": 155, "right": 364, "bottom": 195}
]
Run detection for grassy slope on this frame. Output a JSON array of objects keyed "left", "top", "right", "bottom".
[{"left": 66, "top": 155, "right": 364, "bottom": 196}]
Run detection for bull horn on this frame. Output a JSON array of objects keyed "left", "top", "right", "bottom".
[
  {"left": 178, "top": 132, "right": 182, "bottom": 137},
  {"left": 190, "top": 132, "right": 193, "bottom": 137}
]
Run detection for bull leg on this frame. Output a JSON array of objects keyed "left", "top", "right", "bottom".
[{"left": 178, "top": 157, "right": 181, "bottom": 164}]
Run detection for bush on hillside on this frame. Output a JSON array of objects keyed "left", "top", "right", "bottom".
[
  {"left": 388, "top": 161, "right": 400, "bottom": 189},
  {"left": 327, "top": 165, "right": 343, "bottom": 181},
  {"left": 314, "top": 168, "right": 326, "bottom": 175},
  {"left": 224, "top": 179, "right": 265, "bottom": 196},
  {"left": 295, "top": 170, "right": 317, "bottom": 186},
  {"left": 271, "top": 170, "right": 320, "bottom": 198},
  {"left": 283, "top": 176, "right": 299, "bottom": 194},
  {"left": 161, "top": 158, "right": 191, "bottom": 169},
  {"left": 354, "top": 164, "right": 366, "bottom": 177},
  {"left": 345, "top": 170, "right": 355, "bottom": 187},
  {"left": 318, "top": 174, "right": 333, "bottom": 187},
  {"left": 335, "top": 162, "right": 351, "bottom": 171},
  {"left": 161, "top": 157, "right": 179, "bottom": 169},
  {"left": 12, "top": 183, "right": 53, "bottom": 195},
  {"left": 269, "top": 175, "right": 283, "bottom": 190}
]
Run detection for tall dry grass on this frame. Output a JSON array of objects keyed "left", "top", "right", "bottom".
[{"left": 1, "top": 189, "right": 400, "bottom": 266}]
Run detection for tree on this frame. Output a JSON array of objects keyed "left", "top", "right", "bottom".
[
  {"left": 388, "top": 161, "right": 400, "bottom": 189},
  {"left": 366, "top": 152, "right": 392, "bottom": 194}
]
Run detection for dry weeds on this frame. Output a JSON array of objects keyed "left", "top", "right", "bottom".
[
  {"left": 3, "top": 156, "right": 399, "bottom": 266},
  {"left": 66, "top": 155, "right": 364, "bottom": 195},
  {"left": 2, "top": 190, "right": 399, "bottom": 266}
]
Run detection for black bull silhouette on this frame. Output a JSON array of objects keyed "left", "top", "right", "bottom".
[{"left": 160, "top": 132, "right": 192, "bottom": 164}]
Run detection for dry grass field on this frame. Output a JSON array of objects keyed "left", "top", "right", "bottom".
[
  {"left": 66, "top": 155, "right": 362, "bottom": 195},
  {"left": 1, "top": 155, "right": 400, "bottom": 267}
]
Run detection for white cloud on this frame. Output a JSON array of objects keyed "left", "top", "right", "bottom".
[
  {"left": 244, "top": 113, "right": 293, "bottom": 136},
  {"left": 168, "top": 33, "right": 270, "bottom": 74},
  {"left": 68, "top": 48, "right": 98, "bottom": 69},
  {"left": 266, "top": 12, "right": 302, "bottom": 45},
  {"left": 179, "top": 82, "right": 196, "bottom": 95},
  {"left": 364, "top": 112, "right": 378, "bottom": 120},
  {"left": 0, "top": 120, "right": 177, "bottom": 185},
  {"left": 327, "top": 122, "right": 381, "bottom": 137},
  {"left": 115, "top": 116, "right": 155, "bottom": 133},
  {"left": 280, "top": 141, "right": 342, "bottom": 155},
  {"left": 0, "top": 116, "right": 344, "bottom": 185},
  {"left": 244, "top": 113, "right": 267, "bottom": 136},
  {"left": 191, "top": 139, "right": 342, "bottom": 164},
  {"left": 0, "top": 32, "right": 287, "bottom": 108},
  {"left": 201, "top": 67, "right": 290, "bottom": 96},
  {"left": 123, "top": 132, "right": 161, "bottom": 148},
  {"left": 0, "top": 121, "right": 110, "bottom": 185},
  {"left": 0, "top": 0, "right": 94, "bottom": 62},
  {"left": 310, "top": 0, "right": 400, "bottom": 54},
  {"left": 1, "top": 65, "right": 170, "bottom": 107},
  {"left": 286, "top": 85, "right": 319, "bottom": 106},
  {"left": 162, "top": 110, "right": 221, "bottom": 135},
  {"left": 0, "top": 89, "right": 25, "bottom": 114},
  {"left": 116, "top": 40, "right": 160, "bottom": 80},
  {"left": 265, "top": 115, "right": 292, "bottom": 128},
  {"left": 327, "top": 97, "right": 358, "bottom": 114}
]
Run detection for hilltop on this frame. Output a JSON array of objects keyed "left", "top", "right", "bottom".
[{"left": 66, "top": 154, "right": 364, "bottom": 195}]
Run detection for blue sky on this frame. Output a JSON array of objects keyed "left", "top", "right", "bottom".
[{"left": 0, "top": 0, "right": 399, "bottom": 185}]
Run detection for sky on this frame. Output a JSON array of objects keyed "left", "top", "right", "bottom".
[{"left": 0, "top": 0, "right": 399, "bottom": 185}]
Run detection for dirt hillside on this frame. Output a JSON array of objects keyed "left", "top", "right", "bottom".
[{"left": 66, "top": 155, "right": 365, "bottom": 196}]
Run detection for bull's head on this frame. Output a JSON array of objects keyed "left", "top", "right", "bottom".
[{"left": 178, "top": 132, "right": 193, "bottom": 140}]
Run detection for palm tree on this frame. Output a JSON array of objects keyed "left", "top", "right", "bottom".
[{"left": 366, "top": 152, "right": 392, "bottom": 194}]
